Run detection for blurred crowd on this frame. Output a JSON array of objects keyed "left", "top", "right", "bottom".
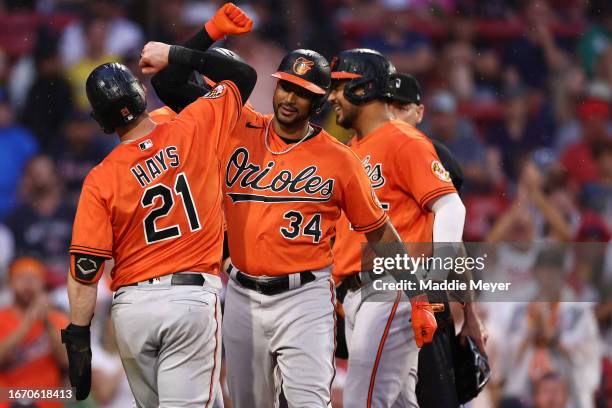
[{"left": 0, "top": 0, "right": 610, "bottom": 407}]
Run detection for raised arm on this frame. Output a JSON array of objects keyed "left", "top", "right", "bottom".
[
  {"left": 142, "top": 43, "right": 256, "bottom": 106},
  {"left": 149, "top": 3, "right": 254, "bottom": 112}
]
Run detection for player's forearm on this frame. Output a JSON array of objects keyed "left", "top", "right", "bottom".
[
  {"left": 186, "top": 27, "right": 216, "bottom": 52},
  {"left": 168, "top": 46, "right": 257, "bottom": 104},
  {"left": 451, "top": 244, "right": 475, "bottom": 303},
  {"left": 151, "top": 28, "right": 215, "bottom": 113},
  {"left": 431, "top": 193, "right": 465, "bottom": 243},
  {"left": 463, "top": 301, "right": 480, "bottom": 322},
  {"left": 365, "top": 220, "right": 423, "bottom": 299},
  {"left": 67, "top": 274, "right": 97, "bottom": 326},
  {"left": 428, "top": 193, "right": 466, "bottom": 281}
]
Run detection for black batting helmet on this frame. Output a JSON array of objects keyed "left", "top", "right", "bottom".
[
  {"left": 330, "top": 48, "right": 396, "bottom": 105},
  {"left": 271, "top": 49, "right": 331, "bottom": 114},
  {"left": 86, "top": 62, "right": 147, "bottom": 134},
  {"left": 210, "top": 47, "right": 245, "bottom": 63}
]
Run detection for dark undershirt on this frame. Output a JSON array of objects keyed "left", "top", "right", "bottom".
[{"left": 277, "top": 124, "right": 322, "bottom": 144}]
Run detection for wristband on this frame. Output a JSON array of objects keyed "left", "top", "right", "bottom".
[{"left": 67, "top": 323, "right": 91, "bottom": 332}]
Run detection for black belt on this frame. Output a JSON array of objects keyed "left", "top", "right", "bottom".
[
  {"left": 122, "top": 273, "right": 205, "bottom": 288},
  {"left": 343, "top": 270, "right": 379, "bottom": 291},
  {"left": 228, "top": 265, "right": 316, "bottom": 296}
]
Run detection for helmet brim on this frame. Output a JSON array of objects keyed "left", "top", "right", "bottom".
[
  {"left": 331, "top": 72, "right": 362, "bottom": 79},
  {"left": 271, "top": 72, "right": 327, "bottom": 95}
]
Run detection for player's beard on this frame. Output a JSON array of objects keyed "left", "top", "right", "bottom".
[
  {"left": 273, "top": 102, "right": 311, "bottom": 130},
  {"left": 334, "top": 103, "right": 359, "bottom": 129}
]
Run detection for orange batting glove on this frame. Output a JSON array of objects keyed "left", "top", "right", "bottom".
[
  {"left": 205, "top": 3, "right": 253, "bottom": 41},
  {"left": 410, "top": 293, "right": 444, "bottom": 348}
]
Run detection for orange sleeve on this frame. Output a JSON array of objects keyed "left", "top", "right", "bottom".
[
  {"left": 173, "top": 80, "right": 242, "bottom": 154},
  {"left": 394, "top": 139, "right": 456, "bottom": 210},
  {"left": 69, "top": 172, "right": 113, "bottom": 283},
  {"left": 339, "top": 152, "right": 388, "bottom": 233}
]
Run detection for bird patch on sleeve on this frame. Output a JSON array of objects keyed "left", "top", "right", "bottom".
[{"left": 431, "top": 160, "right": 451, "bottom": 182}]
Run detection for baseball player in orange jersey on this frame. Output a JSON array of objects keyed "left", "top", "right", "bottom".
[
  {"left": 328, "top": 49, "right": 467, "bottom": 408},
  {"left": 145, "top": 36, "right": 440, "bottom": 408},
  {"left": 389, "top": 72, "right": 489, "bottom": 407},
  {"left": 61, "top": 32, "right": 256, "bottom": 407}
]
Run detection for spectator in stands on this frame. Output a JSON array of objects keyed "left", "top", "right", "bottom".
[
  {"left": 362, "top": 19, "right": 435, "bottom": 75},
  {"left": 489, "top": 248, "right": 601, "bottom": 408},
  {"left": 531, "top": 372, "right": 570, "bottom": 408},
  {"left": 66, "top": 15, "right": 119, "bottom": 110},
  {"left": 439, "top": 16, "right": 478, "bottom": 100},
  {"left": 569, "top": 211, "right": 611, "bottom": 302},
  {"left": 472, "top": 46, "right": 504, "bottom": 102},
  {"left": 4, "top": 155, "right": 74, "bottom": 283},
  {"left": 59, "top": 0, "right": 143, "bottom": 68},
  {"left": 0, "top": 88, "right": 38, "bottom": 220},
  {"left": 20, "top": 28, "right": 73, "bottom": 151},
  {"left": 487, "top": 160, "right": 573, "bottom": 244},
  {"left": 551, "top": 63, "right": 588, "bottom": 154},
  {"left": 0, "top": 257, "right": 68, "bottom": 408},
  {"left": 595, "top": 297, "right": 612, "bottom": 407},
  {"left": 581, "top": 138, "right": 612, "bottom": 227},
  {"left": 420, "top": 90, "right": 489, "bottom": 191},
  {"left": 578, "top": 1, "right": 612, "bottom": 79},
  {"left": 503, "top": 0, "right": 569, "bottom": 91},
  {"left": 51, "top": 111, "right": 109, "bottom": 206},
  {"left": 486, "top": 87, "right": 555, "bottom": 181},
  {"left": 561, "top": 98, "right": 610, "bottom": 189}
]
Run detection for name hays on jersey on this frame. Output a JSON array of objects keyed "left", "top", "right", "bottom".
[
  {"left": 225, "top": 147, "right": 334, "bottom": 203},
  {"left": 130, "top": 146, "right": 180, "bottom": 188}
]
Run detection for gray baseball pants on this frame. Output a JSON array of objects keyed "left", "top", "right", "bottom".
[
  {"left": 342, "top": 284, "right": 419, "bottom": 408},
  {"left": 111, "top": 273, "right": 223, "bottom": 408},
  {"left": 223, "top": 266, "right": 336, "bottom": 408}
]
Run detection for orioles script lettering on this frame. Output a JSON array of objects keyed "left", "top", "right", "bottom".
[{"left": 225, "top": 147, "right": 335, "bottom": 203}]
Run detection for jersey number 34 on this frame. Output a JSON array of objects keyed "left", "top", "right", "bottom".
[
  {"left": 280, "top": 211, "right": 322, "bottom": 243},
  {"left": 141, "top": 172, "right": 201, "bottom": 244}
]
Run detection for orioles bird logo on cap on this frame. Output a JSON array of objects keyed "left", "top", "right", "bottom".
[{"left": 293, "top": 57, "right": 314, "bottom": 76}]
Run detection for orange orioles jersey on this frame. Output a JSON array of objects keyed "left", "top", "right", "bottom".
[
  {"left": 70, "top": 81, "right": 241, "bottom": 291},
  {"left": 221, "top": 107, "right": 387, "bottom": 276},
  {"left": 333, "top": 120, "right": 457, "bottom": 278}
]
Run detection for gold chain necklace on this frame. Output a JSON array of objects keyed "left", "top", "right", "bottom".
[{"left": 264, "top": 120, "right": 314, "bottom": 155}]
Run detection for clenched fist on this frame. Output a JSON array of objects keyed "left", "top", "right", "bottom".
[
  {"left": 139, "top": 41, "right": 171, "bottom": 75},
  {"left": 205, "top": 2, "right": 253, "bottom": 40}
]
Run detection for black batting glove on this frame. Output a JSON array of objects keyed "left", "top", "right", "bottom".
[{"left": 61, "top": 323, "right": 92, "bottom": 401}]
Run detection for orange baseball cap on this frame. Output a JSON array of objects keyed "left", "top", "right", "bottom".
[
  {"left": 271, "top": 49, "right": 331, "bottom": 95},
  {"left": 9, "top": 256, "right": 46, "bottom": 281}
]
